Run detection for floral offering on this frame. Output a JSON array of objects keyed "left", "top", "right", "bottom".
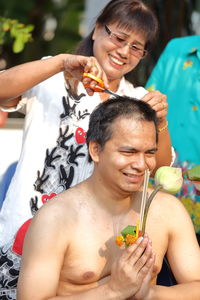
[{"left": 115, "top": 166, "right": 184, "bottom": 247}]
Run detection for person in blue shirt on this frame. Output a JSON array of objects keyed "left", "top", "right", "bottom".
[{"left": 145, "top": 35, "right": 200, "bottom": 237}]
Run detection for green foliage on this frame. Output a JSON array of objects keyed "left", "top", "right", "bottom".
[
  {"left": 0, "top": 17, "right": 34, "bottom": 53},
  {"left": 0, "top": 0, "right": 85, "bottom": 67},
  {"left": 186, "top": 165, "right": 200, "bottom": 181}
]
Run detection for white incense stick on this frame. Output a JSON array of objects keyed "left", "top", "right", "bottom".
[{"left": 139, "top": 169, "right": 150, "bottom": 231}]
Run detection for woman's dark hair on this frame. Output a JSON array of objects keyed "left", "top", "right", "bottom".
[
  {"left": 76, "top": 0, "right": 158, "bottom": 56},
  {"left": 86, "top": 96, "right": 158, "bottom": 162}
]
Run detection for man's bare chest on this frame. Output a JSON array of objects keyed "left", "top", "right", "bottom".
[
  {"left": 58, "top": 201, "right": 169, "bottom": 294},
  {"left": 60, "top": 229, "right": 118, "bottom": 285},
  {"left": 61, "top": 228, "right": 167, "bottom": 282}
]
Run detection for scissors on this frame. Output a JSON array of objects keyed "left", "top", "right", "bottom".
[{"left": 83, "top": 72, "right": 118, "bottom": 97}]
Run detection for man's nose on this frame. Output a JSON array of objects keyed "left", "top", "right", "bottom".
[{"left": 131, "top": 154, "right": 147, "bottom": 170}]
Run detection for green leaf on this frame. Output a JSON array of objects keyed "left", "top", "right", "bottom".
[
  {"left": 10, "top": 24, "right": 18, "bottom": 37},
  {"left": 23, "top": 24, "right": 34, "bottom": 33},
  {"left": 186, "top": 164, "right": 200, "bottom": 181},
  {"left": 121, "top": 225, "right": 136, "bottom": 238},
  {"left": 13, "top": 36, "right": 25, "bottom": 53},
  {"left": 2, "top": 21, "right": 10, "bottom": 31}
]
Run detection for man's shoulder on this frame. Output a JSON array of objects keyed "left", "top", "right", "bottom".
[
  {"left": 46, "top": 182, "right": 88, "bottom": 214},
  {"left": 31, "top": 186, "right": 84, "bottom": 233},
  {"left": 49, "top": 182, "right": 83, "bottom": 203},
  {"left": 36, "top": 184, "right": 82, "bottom": 212},
  {"left": 150, "top": 190, "right": 185, "bottom": 215},
  {"left": 148, "top": 191, "right": 190, "bottom": 235}
]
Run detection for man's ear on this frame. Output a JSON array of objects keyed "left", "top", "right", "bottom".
[
  {"left": 92, "top": 22, "right": 101, "bottom": 40},
  {"left": 89, "top": 141, "right": 101, "bottom": 162}
]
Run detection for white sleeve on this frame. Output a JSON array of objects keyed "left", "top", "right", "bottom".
[
  {"left": 170, "top": 146, "right": 176, "bottom": 166},
  {"left": 0, "top": 96, "right": 27, "bottom": 113}
]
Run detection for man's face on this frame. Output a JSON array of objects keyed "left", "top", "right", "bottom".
[{"left": 94, "top": 117, "right": 157, "bottom": 196}]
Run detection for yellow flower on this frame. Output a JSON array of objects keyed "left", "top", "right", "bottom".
[
  {"left": 115, "top": 235, "right": 124, "bottom": 247},
  {"left": 146, "top": 84, "right": 156, "bottom": 92},
  {"left": 183, "top": 60, "right": 193, "bottom": 70},
  {"left": 125, "top": 234, "right": 137, "bottom": 245},
  {"left": 181, "top": 197, "right": 194, "bottom": 215},
  {"left": 195, "top": 202, "right": 200, "bottom": 211}
]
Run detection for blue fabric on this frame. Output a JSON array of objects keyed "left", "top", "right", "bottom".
[
  {"left": 0, "top": 162, "right": 17, "bottom": 210},
  {"left": 145, "top": 36, "right": 200, "bottom": 233},
  {"left": 146, "top": 35, "right": 200, "bottom": 164}
]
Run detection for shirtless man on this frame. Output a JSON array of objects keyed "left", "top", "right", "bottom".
[{"left": 17, "top": 97, "right": 200, "bottom": 299}]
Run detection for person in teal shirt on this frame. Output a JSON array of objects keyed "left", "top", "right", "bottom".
[{"left": 146, "top": 35, "right": 200, "bottom": 236}]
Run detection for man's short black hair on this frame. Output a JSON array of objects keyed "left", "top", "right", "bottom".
[{"left": 86, "top": 96, "right": 158, "bottom": 161}]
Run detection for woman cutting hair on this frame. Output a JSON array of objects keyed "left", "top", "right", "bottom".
[{"left": 0, "top": 1, "right": 172, "bottom": 298}]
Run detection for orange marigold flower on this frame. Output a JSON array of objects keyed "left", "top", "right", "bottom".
[
  {"left": 126, "top": 234, "right": 137, "bottom": 245},
  {"left": 115, "top": 235, "right": 124, "bottom": 246}
]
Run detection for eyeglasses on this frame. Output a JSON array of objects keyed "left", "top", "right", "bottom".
[{"left": 104, "top": 25, "right": 147, "bottom": 59}]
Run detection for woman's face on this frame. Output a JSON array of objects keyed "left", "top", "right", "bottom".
[{"left": 92, "top": 22, "right": 147, "bottom": 82}]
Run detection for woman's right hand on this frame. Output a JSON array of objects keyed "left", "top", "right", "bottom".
[{"left": 63, "top": 54, "right": 109, "bottom": 95}]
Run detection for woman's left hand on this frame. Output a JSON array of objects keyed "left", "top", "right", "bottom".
[{"left": 141, "top": 90, "right": 168, "bottom": 121}]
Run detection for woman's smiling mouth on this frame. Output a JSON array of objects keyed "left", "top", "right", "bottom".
[{"left": 109, "top": 54, "right": 125, "bottom": 66}]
